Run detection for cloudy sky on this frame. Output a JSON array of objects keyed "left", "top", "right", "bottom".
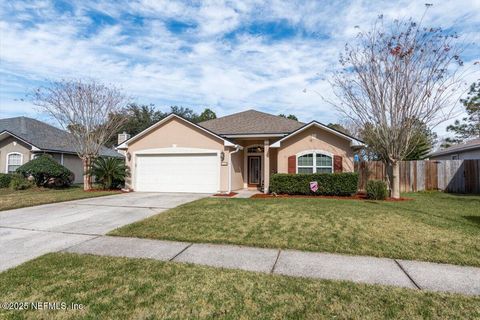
[{"left": 0, "top": 0, "right": 479, "bottom": 137}]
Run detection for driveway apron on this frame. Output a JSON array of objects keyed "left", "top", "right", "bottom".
[{"left": 0, "top": 192, "right": 207, "bottom": 271}]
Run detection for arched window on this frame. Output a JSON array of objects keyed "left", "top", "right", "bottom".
[
  {"left": 6, "top": 152, "right": 23, "bottom": 173},
  {"left": 297, "top": 151, "right": 333, "bottom": 174},
  {"left": 247, "top": 145, "right": 264, "bottom": 153}
]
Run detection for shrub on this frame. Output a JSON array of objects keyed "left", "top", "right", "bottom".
[
  {"left": 89, "top": 157, "right": 128, "bottom": 190},
  {"left": 16, "top": 155, "right": 74, "bottom": 188},
  {"left": 366, "top": 180, "right": 388, "bottom": 200},
  {"left": 0, "top": 173, "right": 12, "bottom": 188},
  {"left": 9, "top": 174, "right": 34, "bottom": 190},
  {"left": 270, "top": 173, "right": 358, "bottom": 196}
]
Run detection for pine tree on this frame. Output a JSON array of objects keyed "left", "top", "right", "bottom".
[{"left": 446, "top": 80, "right": 480, "bottom": 143}]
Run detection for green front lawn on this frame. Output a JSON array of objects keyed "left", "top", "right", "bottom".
[
  {"left": 0, "top": 186, "right": 119, "bottom": 211},
  {"left": 111, "top": 192, "right": 480, "bottom": 267},
  {"left": 1, "top": 253, "right": 478, "bottom": 319}
]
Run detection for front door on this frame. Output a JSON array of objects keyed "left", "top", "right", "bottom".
[{"left": 248, "top": 156, "right": 261, "bottom": 186}]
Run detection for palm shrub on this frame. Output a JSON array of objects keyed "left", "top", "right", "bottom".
[
  {"left": 366, "top": 180, "right": 388, "bottom": 200},
  {"left": 89, "top": 157, "right": 128, "bottom": 190},
  {"left": 16, "top": 155, "right": 73, "bottom": 188}
]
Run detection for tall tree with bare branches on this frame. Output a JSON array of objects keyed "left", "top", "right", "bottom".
[
  {"left": 330, "top": 12, "right": 469, "bottom": 198},
  {"left": 34, "top": 79, "right": 127, "bottom": 190}
]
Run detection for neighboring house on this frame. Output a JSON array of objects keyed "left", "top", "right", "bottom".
[
  {"left": 0, "top": 117, "right": 122, "bottom": 183},
  {"left": 117, "top": 109, "right": 364, "bottom": 194},
  {"left": 428, "top": 138, "right": 480, "bottom": 160}
]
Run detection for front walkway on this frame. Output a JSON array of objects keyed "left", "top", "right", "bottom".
[
  {"left": 232, "top": 189, "right": 260, "bottom": 198},
  {"left": 65, "top": 236, "right": 480, "bottom": 296}
]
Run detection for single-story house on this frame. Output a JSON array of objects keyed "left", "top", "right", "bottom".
[
  {"left": 117, "top": 109, "right": 364, "bottom": 194},
  {"left": 429, "top": 138, "right": 480, "bottom": 160},
  {"left": 0, "top": 116, "right": 122, "bottom": 183}
]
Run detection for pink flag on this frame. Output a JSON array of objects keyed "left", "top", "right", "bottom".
[{"left": 310, "top": 181, "right": 318, "bottom": 192}]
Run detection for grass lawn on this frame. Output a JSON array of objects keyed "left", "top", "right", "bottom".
[
  {"left": 110, "top": 192, "right": 480, "bottom": 267},
  {"left": 0, "top": 253, "right": 478, "bottom": 319},
  {"left": 0, "top": 186, "right": 119, "bottom": 211}
]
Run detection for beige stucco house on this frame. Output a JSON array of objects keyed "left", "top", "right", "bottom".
[
  {"left": 117, "top": 110, "right": 364, "bottom": 194},
  {"left": 0, "top": 117, "right": 121, "bottom": 183}
]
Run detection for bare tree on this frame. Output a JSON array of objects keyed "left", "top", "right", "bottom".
[
  {"left": 330, "top": 12, "right": 470, "bottom": 198},
  {"left": 34, "top": 79, "right": 127, "bottom": 190}
]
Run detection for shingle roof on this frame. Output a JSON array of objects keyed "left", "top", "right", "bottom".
[
  {"left": 0, "top": 116, "right": 122, "bottom": 157},
  {"left": 198, "top": 109, "right": 304, "bottom": 135},
  {"left": 429, "top": 138, "right": 480, "bottom": 157}
]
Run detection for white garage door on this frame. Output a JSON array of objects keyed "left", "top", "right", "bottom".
[{"left": 135, "top": 153, "right": 219, "bottom": 193}]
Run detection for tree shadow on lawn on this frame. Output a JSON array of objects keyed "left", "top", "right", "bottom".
[
  {"left": 439, "top": 193, "right": 480, "bottom": 203},
  {"left": 463, "top": 215, "right": 480, "bottom": 226},
  {"left": 365, "top": 200, "right": 478, "bottom": 229}
]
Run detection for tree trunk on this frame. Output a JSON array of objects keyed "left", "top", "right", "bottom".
[
  {"left": 83, "top": 157, "right": 92, "bottom": 191},
  {"left": 389, "top": 161, "right": 400, "bottom": 199}
]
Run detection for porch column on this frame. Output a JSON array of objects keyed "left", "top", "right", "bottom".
[{"left": 264, "top": 139, "right": 270, "bottom": 194}]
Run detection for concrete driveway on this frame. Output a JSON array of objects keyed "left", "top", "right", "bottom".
[{"left": 0, "top": 192, "right": 207, "bottom": 272}]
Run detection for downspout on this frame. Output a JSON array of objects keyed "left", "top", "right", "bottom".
[{"left": 228, "top": 145, "right": 241, "bottom": 194}]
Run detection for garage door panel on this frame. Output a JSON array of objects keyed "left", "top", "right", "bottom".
[{"left": 135, "top": 153, "right": 219, "bottom": 193}]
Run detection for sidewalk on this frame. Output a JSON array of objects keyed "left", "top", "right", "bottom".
[
  {"left": 65, "top": 236, "right": 480, "bottom": 296},
  {"left": 232, "top": 189, "right": 260, "bottom": 198}
]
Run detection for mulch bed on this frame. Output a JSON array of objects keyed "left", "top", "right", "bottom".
[
  {"left": 251, "top": 193, "right": 412, "bottom": 202},
  {"left": 213, "top": 192, "right": 238, "bottom": 197}
]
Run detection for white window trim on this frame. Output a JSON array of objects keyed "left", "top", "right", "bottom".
[
  {"left": 6, "top": 152, "right": 23, "bottom": 173},
  {"left": 296, "top": 150, "right": 333, "bottom": 174}
]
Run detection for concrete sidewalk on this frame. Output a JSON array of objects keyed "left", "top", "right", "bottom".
[{"left": 65, "top": 236, "right": 480, "bottom": 296}]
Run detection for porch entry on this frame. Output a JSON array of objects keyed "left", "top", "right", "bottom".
[{"left": 248, "top": 156, "right": 261, "bottom": 187}]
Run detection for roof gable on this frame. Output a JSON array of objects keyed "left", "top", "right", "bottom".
[
  {"left": 117, "top": 114, "right": 237, "bottom": 149},
  {"left": 0, "top": 130, "right": 41, "bottom": 150},
  {"left": 198, "top": 109, "right": 304, "bottom": 135},
  {"left": 0, "top": 116, "right": 122, "bottom": 157},
  {"left": 270, "top": 121, "right": 364, "bottom": 148}
]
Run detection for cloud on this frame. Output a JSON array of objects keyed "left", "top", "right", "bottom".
[{"left": 0, "top": 0, "right": 479, "bottom": 137}]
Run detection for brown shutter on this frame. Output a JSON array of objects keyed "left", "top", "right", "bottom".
[
  {"left": 288, "top": 156, "right": 296, "bottom": 174},
  {"left": 334, "top": 155, "right": 343, "bottom": 173}
]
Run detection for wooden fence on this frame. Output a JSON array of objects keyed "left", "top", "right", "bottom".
[{"left": 355, "top": 160, "right": 480, "bottom": 193}]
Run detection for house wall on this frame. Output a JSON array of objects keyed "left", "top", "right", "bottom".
[
  {"left": 270, "top": 148, "right": 278, "bottom": 174},
  {"left": 430, "top": 149, "right": 480, "bottom": 160},
  {"left": 0, "top": 135, "right": 101, "bottom": 184},
  {"left": 125, "top": 117, "right": 231, "bottom": 192},
  {"left": 0, "top": 136, "right": 31, "bottom": 173},
  {"left": 62, "top": 154, "right": 84, "bottom": 183},
  {"left": 276, "top": 126, "right": 355, "bottom": 173},
  {"left": 230, "top": 149, "right": 244, "bottom": 191}
]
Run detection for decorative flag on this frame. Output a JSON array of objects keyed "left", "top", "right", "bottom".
[{"left": 310, "top": 181, "right": 318, "bottom": 192}]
